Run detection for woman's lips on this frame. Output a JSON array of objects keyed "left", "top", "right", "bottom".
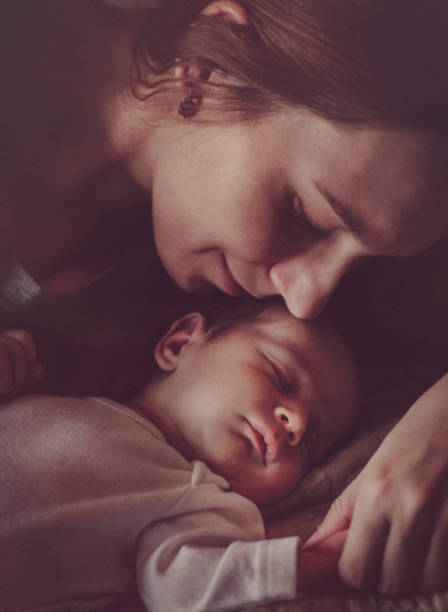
[{"left": 220, "top": 254, "right": 248, "bottom": 297}]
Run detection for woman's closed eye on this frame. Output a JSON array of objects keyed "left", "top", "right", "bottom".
[{"left": 290, "top": 194, "right": 325, "bottom": 237}]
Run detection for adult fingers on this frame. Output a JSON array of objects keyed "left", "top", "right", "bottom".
[
  {"left": 420, "top": 494, "right": 448, "bottom": 594},
  {"left": 376, "top": 487, "right": 438, "bottom": 596},
  {"left": 305, "top": 529, "right": 348, "bottom": 559},
  {"left": 337, "top": 495, "right": 390, "bottom": 591},
  {"left": 0, "top": 339, "right": 14, "bottom": 393},
  {"left": 304, "top": 478, "right": 357, "bottom": 548},
  {"left": 0, "top": 330, "right": 42, "bottom": 392},
  {"left": 3, "top": 329, "right": 44, "bottom": 382}
]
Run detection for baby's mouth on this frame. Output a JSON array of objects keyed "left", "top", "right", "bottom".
[
  {"left": 251, "top": 425, "right": 267, "bottom": 463},
  {"left": 246, "top": 419, "right": 281, "bottom": 465}
]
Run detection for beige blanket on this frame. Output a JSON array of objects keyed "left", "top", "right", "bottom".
[{"left": 250, "top": 420, "right": 448, "bottom": 612}]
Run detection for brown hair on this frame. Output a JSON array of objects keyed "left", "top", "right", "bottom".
[
  {"left": 132, "top": 0, "right": 448, "bottom": 130},
  {"left": 202, "top": 296, "right": 344, "bottom": 354},
  {"left": 204, "top": 296, "right": 286, "bottom": 343}
]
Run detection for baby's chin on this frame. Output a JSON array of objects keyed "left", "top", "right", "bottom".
[{"left": 229, "top": 476, "right": 301, "bottom": 506}]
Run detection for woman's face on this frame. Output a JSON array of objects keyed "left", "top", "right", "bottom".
[{"left": 130, "top": 108, "right": 448, "bottom": 319}]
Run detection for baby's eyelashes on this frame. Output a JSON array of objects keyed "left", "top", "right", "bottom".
[{"left": 267, "top": 357, "right": 293, "bottom": 395}]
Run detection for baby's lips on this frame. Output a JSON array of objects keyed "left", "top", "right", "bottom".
[
  {"left": 248, "top": 420, "right": 279, "bottom": 464},
  {"left": 249, "top": 419, "right": 286, "bottom": 464},
  {"left": 263, "top": 430, "right": 283, "bottom": 464}
]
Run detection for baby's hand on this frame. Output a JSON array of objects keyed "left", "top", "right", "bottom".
[
  {"left": 297, "top": 530, "right": 351, "bottom": 596},
  {"left": 0, "top": 330, "right": 44, "bottom": 395}
]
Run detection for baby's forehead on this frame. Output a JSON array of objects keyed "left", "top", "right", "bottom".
[
  {"left": 214, "top": 304, "right": 334, "bottom": 357},
  {"left": 248, "top": 307, "right": 317, "bottom": 338},
  {"left": 246, "top": 308, "right": 340, "bottom": 358}
]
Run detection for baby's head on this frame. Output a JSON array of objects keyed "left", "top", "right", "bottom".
[{"left": 134, "top": 298, "right": 358, "bottom": 505}]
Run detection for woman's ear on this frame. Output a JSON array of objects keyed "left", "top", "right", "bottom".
[
  {"left": 174, "top": 1, "right": 249, "bottom": 88},
  {"left": 154, "top": 313, "right": 207, "bottom": 372},
  {"left": 201, "top": 1, "right": 249, "bottom": 25}
]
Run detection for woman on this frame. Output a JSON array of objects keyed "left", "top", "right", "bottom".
[{"left": 1, "top": 0, "right": 448, "bottom": 599}]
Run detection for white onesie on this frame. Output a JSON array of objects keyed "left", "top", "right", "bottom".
[{"left": 0, "top": 394, "right": 299, "bottom": 611}]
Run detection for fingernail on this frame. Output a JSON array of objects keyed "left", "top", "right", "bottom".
[{"left": 303, "top": 526, "right": 322, "bottom": 548}]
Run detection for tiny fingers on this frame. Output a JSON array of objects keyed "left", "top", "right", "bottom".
[
  {"left": 0, "top": 330, "right": 44, "bottom": 394},
  {"left": 304, "top": 484, "right": 356, "bottom": 548},
  {"left": 2, "top": 329, "right": 38, "bottom": 358},
  {"left": 0, "top": 340, "right": 14, "bottom": 393}
]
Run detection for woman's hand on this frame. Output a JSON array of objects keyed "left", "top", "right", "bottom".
[
  {"left": 305, "top": 373, "right": 448, "bottom": 597},
  {"left": 0, "top": 330, "right": 44, "bottom": 395}
]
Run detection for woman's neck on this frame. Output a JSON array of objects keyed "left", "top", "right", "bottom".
[{"left": 0, "top": 1, "right": 157, "bottom": 281}]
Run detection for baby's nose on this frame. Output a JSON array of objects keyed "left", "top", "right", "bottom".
[{"left": 273, "top": 405, "right": 307, "bottom": 446}]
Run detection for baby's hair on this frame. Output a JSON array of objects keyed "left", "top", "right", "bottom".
[{"left": 205, "top": 296, "right": 290, "bottom": 343}]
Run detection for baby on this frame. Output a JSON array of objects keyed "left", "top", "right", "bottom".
[{"left": 0, "top": 298, "right": 358, "bottom": 611}]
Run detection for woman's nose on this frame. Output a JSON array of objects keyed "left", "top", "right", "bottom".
[
  {"left": 269, "top": 234, "right": 359, "bottom": 319},
  {"left": 274, "top": 405, "right": 307, "bottom": 446}
]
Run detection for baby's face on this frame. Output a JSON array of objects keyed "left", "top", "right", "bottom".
[{"left": 150, "top": 308, "right": 358, "bottom": 505}]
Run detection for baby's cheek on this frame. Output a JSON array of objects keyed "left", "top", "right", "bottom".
[
  {"left": 206, "top": 435, "right": 253, "bottom": 480},
  {"left": 278, "top": 460, "right": 303, "bottom": 491},
  {"left": 258, "top": 461, "right": 304, "bottom": 504}
]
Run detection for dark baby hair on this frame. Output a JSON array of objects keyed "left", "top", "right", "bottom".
[{"left": 204, "top": 296, "right": 287, "bottom": 343}]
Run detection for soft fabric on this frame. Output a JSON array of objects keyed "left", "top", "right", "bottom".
[
  {"left": 0, "top": 239, "right": 164, "bottom": 347},
  {"left": 0, "top": 237, "right": 192, "bottom": 400},
  {"left": 0, "top": 394, "right": 298, "bottom": 611},
  {"left": 251, "top": 419, "right": 448, "bottom": 612}
]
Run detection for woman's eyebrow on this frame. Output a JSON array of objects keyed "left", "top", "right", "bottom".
[{"left": 315, "top": 182, "right": 365, "bottom": 241}]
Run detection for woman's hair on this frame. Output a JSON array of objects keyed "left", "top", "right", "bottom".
[{"left": 132, "top": 0, "right": 448, "bottom": 130}]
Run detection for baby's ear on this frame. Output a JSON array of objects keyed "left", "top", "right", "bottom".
[{"left": 154, "top": 313, "right": 207, "bottom": 372}]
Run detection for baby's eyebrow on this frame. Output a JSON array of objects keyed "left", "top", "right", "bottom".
[{"left": 283, "top": 344, "right": 311, "bottom": 382}]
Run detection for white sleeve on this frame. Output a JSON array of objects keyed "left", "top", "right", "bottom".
[{"left": 136, "top": 485, "right": 299, "bottom": 612}]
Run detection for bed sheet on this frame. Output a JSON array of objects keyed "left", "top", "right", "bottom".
[{"left": 249, "top": 419, "right": 448, "bottom": 612}]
